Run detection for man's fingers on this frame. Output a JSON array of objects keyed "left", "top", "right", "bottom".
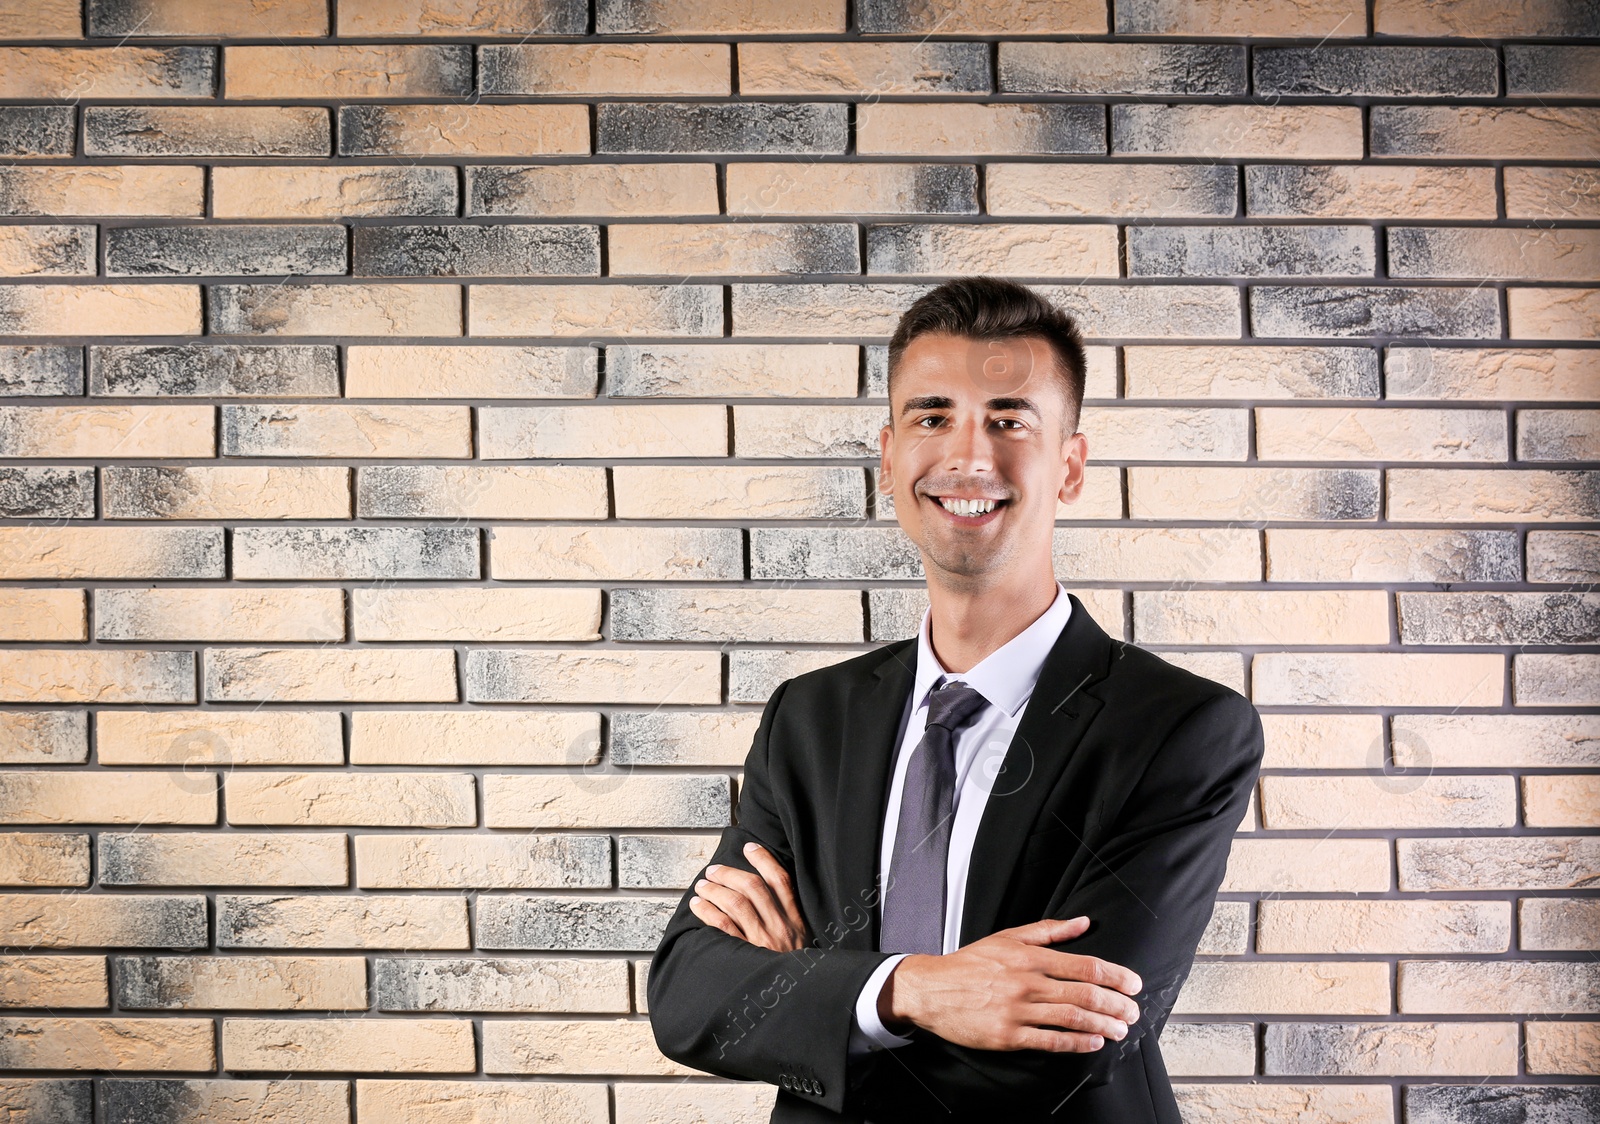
[
  {"left": 1006, "top": 915, "right": 1090, "bottom": 944},
  {"left": 701, "top": 863, "right": 786, "bottom": 938},
  {"left": 1023, "top": 999, "right": 1130, "bottom": 1042},
  {"left": 688, "top": 894, "right": 745, "bottom": 941},
  {"left": 1039, "top": 950, "right": 1142, "bottom": 999},
  {"left": 1007, "top": 1025, "right": 1107, "bottom": 1054},
  {"left": 694, "top": 874, "right": 770, "bottom": 939},
  {"left": 742, "top": 844, "right": 807, "bottom": 935}
]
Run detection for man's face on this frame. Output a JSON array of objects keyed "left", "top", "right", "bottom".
[{"left": 879, "top": 331, "right": 1087, "bottom": 586}]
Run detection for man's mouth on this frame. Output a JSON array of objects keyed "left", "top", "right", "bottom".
[{"left": 928, "top": 495, "right": 1007, "bottom": 521}]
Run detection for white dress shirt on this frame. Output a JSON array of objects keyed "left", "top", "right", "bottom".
[{"left": 848, "top": 583, "right": 1074, "bottom": 1056}]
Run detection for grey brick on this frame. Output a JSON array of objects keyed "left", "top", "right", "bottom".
[
  {"left": 105, "top": 225, "right": 346, "bottom": 277},
  {"left": 870, "top": 588, "right": 927, "bottom": 641},
  {"left": 1251, "top": 286, "right": 1501, "bottom": 339},
  {"left": 751, "top": 528, "right": 922, "bottom": 581},
  {"left": 866, "top": 345, "right": 888, "bottom": 397},
  {"left": 0, "top": 107, "right": 74, "bottom": 157},
  {"left": 0, "top": 712, "right": 87, "bottom": 764},
  {"left": 1000, "top": 43, "right": 1244, "bottom": 96},
  {"left": 1530, "top": 531, "right": 1600, "bottom": 584},
  {"left": 1255, "top": 47, "right": 1497, "bottom": 98},
  {"left": 609, "top": 711, "right": 758, "bottom": 767},
  {"left": 90, "top": 345, "right": 338, "bottom": 398},
  {"left": 728, "top": 649, "right": 861, "bottom": 704},
  {"left": 0, "top": 467, "right": 94, "bottom": 519},
  {"left": 84, "top": 106, "right": 330, "bottom": 158},
  {"left": 353, "top": 224, "right": 599, "bottom": 278},
  {"left": 232, "top": 527, "right": 479, "bottom": 580},
  {"left": 99, "top": 1080, "right": 346, "bottom": 1124},
  {"left": 1037, "top": 284, "right": 1241, "bottom": 339},
  {"left": 1507, "top": 46, "right": 1600, "bottom": 97},
  {"left": 0, "top": 347, "right": 83, "bottom": 396},
  {"left": 619, "top": 835, "right": 716, "bottom": 889},
  {"left": 1400, "top": 592, "right": 1600, "bottom": 646},
  {"left": 598, "top": 103, "right": 848, "bottom": 155},
  {"left": 1129, "top": 225, "right": 1374, "bottom": 278},
  {"left": 0, "top": 1078, "right": 90, "bottom": 1124},
  {"left": 477, "top": 896, "right": 676, "bottom": 951},
  {"left": 373, "top": 956, "right": 624, "bottom": 1013},
  {"left": 0, "top": 225, "right": 94, "bottom": 275},
  {"left": 1406, "top": 1084, "right": 1600, "bottom": 1124}
]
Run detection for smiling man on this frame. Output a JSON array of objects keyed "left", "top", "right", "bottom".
[{"left": 648, "top": 278, "right": 1265, "bottom": 1123}]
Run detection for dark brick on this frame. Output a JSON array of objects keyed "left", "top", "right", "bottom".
[
  {"left": 0, "top": 467, "right": 94, "bottom": 519},
  {"left": 104, "top": 225, "right": 346, "bottom": 277},
  {"left": 598, "top": 102, "right": 847, "bottom": 155},
  {"left": 1129, "top": 225, "right": 1374, "bottom": 277},
  {"left": 0, "top": 107, "right": 74, "bottom": 157},
  {"left": 90, "top": 345, "right": 339, "bottom": 398},
  {"left": 1406, "top": 1083, "right": 1600, "bottom": 1124},
  {"left": 99, "top": 1080, "right": 346, "bottom": 1124},
  {"left": 0, "top": 346, "right": 83, "bottom": 396},
  {"left": 1506, "top": 46, "right": 1600, "bottom": 97},
  {"left": 232, "top": 526, "right": 480, "bottom": 580},
  {"left": 0, "top": 1078, "right": 91, "bottom": 1124},
  {"left": 84, "top": 106, "right": 330, "bottom": 158},
  {"left": 353, "top": 224, "right": 599, "bottom": 278},
  {"left": 1401, "top": 591, "right": 1600, "bottom": 645},
  {"left": 751, "top": 527, "right": 921, "bottom": 580},
  {"left": 476, "top": 895, "right": 676, "bottom": 951},
  {"left": 1001, "top": 43, "right": 1244, "bottom": 96},
  {"left": 1251, "top": 286, "right": 1501, "bottom": 339},
  {"left": 1255, "top": 47, "right": 1497, "bottom": 97}
]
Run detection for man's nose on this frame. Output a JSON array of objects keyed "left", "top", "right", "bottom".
[{"left": 945, "top": 415, "right": 995, "bottom": 473}]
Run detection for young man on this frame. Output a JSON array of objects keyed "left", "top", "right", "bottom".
[{"left": 648, "top": 278, "right": 1265, "bottom": 1123}]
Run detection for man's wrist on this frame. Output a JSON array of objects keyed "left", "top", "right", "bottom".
[{"left": 878, "top": 953, "right": 929, "bottom": 1034}]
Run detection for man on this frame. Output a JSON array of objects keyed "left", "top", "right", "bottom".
[{"left": 647, "top": 277, "right": 1265, "bottom": 1123}]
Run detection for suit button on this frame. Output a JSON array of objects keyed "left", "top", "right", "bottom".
[
  {"left": 781, "top": 1076, "right": 792, "bottom": 1089},
  {"left": 815, "top": 1080, "right": 825, "bottom": 1095}
]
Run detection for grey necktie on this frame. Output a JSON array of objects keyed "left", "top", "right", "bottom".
[{"left": 880, "top": 679, "right": 989, "bottom": 956}]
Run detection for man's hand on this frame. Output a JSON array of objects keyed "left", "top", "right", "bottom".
[
  {"left": 879, "top": 916, "right": 1142, "bottom": 1053},
  {"left": 688, "top": 841, "right": 809, "bottom": 953}
]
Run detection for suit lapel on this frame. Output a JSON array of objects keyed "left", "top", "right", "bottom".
[
  {"left": 833, "top": 638, "right": 916, "bottom": 951},
  {"left": 957, "top": 593, "right": 1122, "bottom": 947}
]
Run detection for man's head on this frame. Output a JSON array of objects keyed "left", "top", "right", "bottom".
[{"left": 879, "top": 278, "right": 1089, "bottom": 592}]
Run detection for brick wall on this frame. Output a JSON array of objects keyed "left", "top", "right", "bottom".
[{"left": 0, "top": 0, "right": 1597, "bottom": 1121}]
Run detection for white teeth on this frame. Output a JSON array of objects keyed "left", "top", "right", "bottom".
[{"left": 938, "top": 497, "right": 997, "bottom": 516}]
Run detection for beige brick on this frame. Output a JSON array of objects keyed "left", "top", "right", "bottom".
[
  {"left": 732, "top": 404, "right": 881, "bottom": 459},
  {"left": 116, "top": 954, "right": 365, "bottom": 1010},
  {"left": 351, "top": 711, "right": 597, "bottom": 767},
  {"left": 1520, "top": 898, "right": 1600, "bottom": 951},
  {"left": 1223, "top": 839, "right": 1391, "bottom": 893},
  {"left": 1160, "top": 1024, "right": 1256, "bottom": 1077},
  {"left": 1526, "top": 1021, "right": 1600, "bottom": 1075},
  {"left": 613, "top": 588, "right": 860, "bottom": 643},
  {"left": 1130, "top": 466, "right": 1378, "bottom": 521},
  {"left": 1260, "top": 713, "right": 1382, "bottom": 769},
  {"left": 1125, "top": 345, "right": 1376, "bottom": 400},
  {"left": 1258, "top": 900, "right": 1510, "bottom": 954},
  {"left": 342, "top": 104, "right": 588, "bottom": 157},
  {"left": 224, "top": 1018, "right": 473, "bottom": 1073},
  {"left": 615, "top": 1083, "right": 775, "bottom": 1124},
  {"left": 868, "top": 222, "right": 1119, "bottom": 276},
  {"left": 610, "top": 221, "right": 854, "bottom": 276},
  {"left": 205, "top": 648, "right": 457, "bottom": 703},
  {"left": 470, "top": 163, "right": 718, "bottom": 217},
  {"left": 1524, "top": 775, "right": 1600, "bottom": 828},
  {"left": 0, "top": 405, "right": 212, "bottom": 457},
  {"left": 98, "top": 711, "right": 343, "bottom": 767},
  {"left": 359, "top": 466, "right": 608, "bottom": 519},
  {"left": 1399, "top": 836, "right": 1600, "bottom": 892},
  {"left": 483, "top": 43, "right": 729, "bottom": 95},
  {"left": 727, "top": 162, "right": 976, "bottom": 217},
  {"left": 1267, "top": 529, "right": 1518, "bottom": 583},
  {"left": 1122, "top": 0, "right": 1362, "bottom": 35},
  {"left": 104, "top": 466, "right": 351, "bottom": 520},
  {"left": 740, "top": 42, "right": 982, "bottom": 95},
  {"left": 212, "top": 284, "right": 461, "bottom": 337},
  {"left": 1530, "top": 530, "right": 1600, "bottom": 583},
  {"left": 859, "top": 103, "right": 1101, "bottom": 156},
  {"left": 0, "top": 1017, "right": 213, "bottom": 1070},
  {"left": 1510, "top": 287, "right": 1600, "bottom": 340},
  {"left": 0, "top": 892, "right": 204, "bottom": 948},
  {"left": 483, "top": 1018, "right": 691, "bottom": 1076},
  {"left": 731, "top": 281, "right": 931, "bottom": 336},
  {"left": 1393, "top": 714, "right": 1600, "bottom": 770},
  {"left": 227, "top": 773, "right": 475, "bottom": 827},
  {"left": 483, "top": 778, "right": 729, "bottom": 832},
  {"left": 614, "top": 466, "right": 863, "bottom": 519},
  {"left": 0, "top": 650, "right": 195, "bottom": 703},
  {"left": 0, "top": 527, "right": 222, "bottom": 580},
  {"left": 491, "top": 526, "right": 742, "bottom": 581},
  {"left": 1267, "top": 1021, "right": 1517, "bottom": 1076},
  {"left": 1173, "top": 1084, "right": 1392, "bottom": 1124},
  {"left": 227, "top": 45, "right": 468, "bottom": 99},
  {"left": 1135, "top": 590, "right": 1387, "bottom": 645},
  {"left": 988, "top": 163, "right": 1233, "bottom": 218},
  {"left": 1263, "top": 775, "right": 1515, "bottom": 829},
  {"left": 346, "top": 345, "right": 596, "bottom": 399},
  {"left": 1247, "top": 164, "right": 1496, "bottom": 219},
  {"left": 360, "top": 1081, "right": 609, "bottom": 1123},
  {"left": 1386, "top": 347, "right": 1599, "bottom": 401},
  {"left": 1253, "top": 652, "right": 1502, "bottom": 707},
  {"left": 0, "top": 955, "right": 105, "bottom": 1008},
  {"left": 101, "top": 833, "right": 346, "bottom": 888},
  {"left": 1096, "top": 405, "right": 1255, "bottom": 460},
  {"left": 1052, "top": 527, "right": 1259, "bottom": 582},
  {"left": 353, "top": 588, "right": 600, "bottom": 642},
  {"left": 1161, "top": 651, "right": 1246, "bottom": 696},
  {"left": 219, "top": 894, "right": 467, "bottom": 950},
  {"left": 599, "top": 0, "right": 845, "bottom": 33},
  {"left": 212, "top": 165, "right": 456, "bottom": 219},
  {"left": 479, "top": 404, "right": 725, "bottom": 459},
  {"left": 222, "top": 404, "right": 469, "bottom": 458},
  {"left": 0, "top": 771, "right": 214, "bottom": 825},
  {"left": 1517, "top": 654, "right": 1600, "bottom": 706},
  {"left": 0, "top": 166, "right": 204, "bottom": 217},
  {"left": 0, "top": 47, "right": 212, "bottom": 99},
  {"left": 609, "top": 342, "right": 855, "bottom": 398},
  {"left": 95, "top": 588, "right": 343, "bottom": 643},
  {"left": 0, "top": 225, "right": 93, "bottom": 276},
  {"left": 1115, "top": 105, "right": 1363, "bottom": 159},
  {"left": 1174, "top": 962, "right": 1389, "bottom": 1015},
  {"left": 85, "top": 105, "right": 328, "bottom": 157},
  {"left": 1374, "top": 107, "right": 1600, "bottom": 159},
  {"left": 1389, "top": 469, "right": 1600, "bottom": 522},
  {"left": 1519, "top": 409, "right": 1600, "bottom": 461},
  {"left": 1400, "top": 961, "right": 1600, "bottom": 1015},
  {"left": 0, "top": 588, "right": 84, "bottom": 641},
  {"left": 335, "top": 0, "right": 579, "bottom": 34},
  {"left": 1376, "top": 0, "right": 1597, "bottom": 36},
  {"left": 0, "top": 832, "right": 88, "bottom": 886},
  {"left": 89, "top": 0, "right": 326, "bottom": 36},
  {"left": 0, "top": 712, "right": 85, "bottom": 766},
  {"left": 1392, "top": 227, "right": 1600, "bottom": 282},
  {"left": 1507, "top": 166, "right": 1600, "bottom": 220},
  {"left": 467, "top": 649, "right": 720, "bottom": 705},
  {"left": 1256, "top": 407, "right": 1507, "bottom": 462},
  {"left": 355, "top": 834, "right": 608, "bottom": 890},
  {"left": 0, "top": 0, "right": 79, "bottom": 36},
  {"left": 470, "top": 283, "right": 720, "bottom": 337}
]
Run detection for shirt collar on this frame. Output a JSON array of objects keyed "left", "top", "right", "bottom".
[{"left": 913, "top": 582, "right": 1073, "bottom": 719}]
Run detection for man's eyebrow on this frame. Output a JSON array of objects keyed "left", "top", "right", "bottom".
[
  {"left": 988, "top": 396, "right": 1040, "bottom": 416},
  {"left": 900, "top": 394, "right": 953, "bottom": 415}
]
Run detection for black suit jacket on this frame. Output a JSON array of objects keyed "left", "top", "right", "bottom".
[{"left": 648, "top": 593, "right": 1265, "bottom": 1123}]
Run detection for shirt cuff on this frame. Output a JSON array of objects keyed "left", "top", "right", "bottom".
[{"left": 850, "top": 953, "right": 915, "bottom": 1053}]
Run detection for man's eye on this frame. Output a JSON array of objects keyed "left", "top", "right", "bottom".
[
  {"left": 994, "top": 418, "right": 1025, "bottom": 430},
  {"left": 915, "top": 415, "right": 945, "bottom": 428}
]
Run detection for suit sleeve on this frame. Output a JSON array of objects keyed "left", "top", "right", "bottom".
[
  {"left": 647, "top": 679, "right": 895, "bottom": 1113},
  {"left": 885, "top": 689, "right": 1265, "bottom": 1115}
]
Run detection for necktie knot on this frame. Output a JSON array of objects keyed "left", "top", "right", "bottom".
[{"left": 926, "top": 681, "right": 987, "bottom": 733}]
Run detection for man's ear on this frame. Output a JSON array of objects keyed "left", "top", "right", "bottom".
[
  {"left": 1057, "top": 431, "right": 1087, "bottom": 504},
  {"left": 878, "top": 422, "right": 895, "bottom": 494}
]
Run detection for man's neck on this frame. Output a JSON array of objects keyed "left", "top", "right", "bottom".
[{"left": 925, "top": 564, "right": 1059, "bottom": 674}]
